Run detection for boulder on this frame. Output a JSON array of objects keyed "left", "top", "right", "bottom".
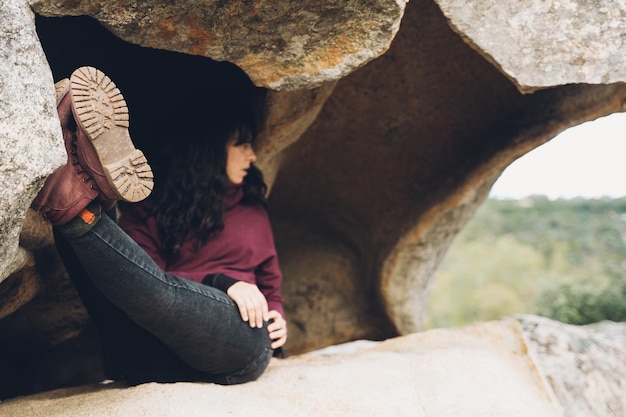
[
  {"left": 519, "top": 315, "right": 626, "bottom": 417},
  {"left": 0, "top": 0, "right": 64, "bottom": 285},
  {"left": 436, "top": 0, "right": 626, "bottom": 92},
  {"left": 30, "top": 0, "right": 408, "bottom": 90}
]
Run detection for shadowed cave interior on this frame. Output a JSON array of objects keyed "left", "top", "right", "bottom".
[{"left": 36, "top": 15, "right": 267, "bottom": 170}]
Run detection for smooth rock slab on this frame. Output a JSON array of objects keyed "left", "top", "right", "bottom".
[{"left": 0, "top": 318, "right": 560, "bottom": 417}]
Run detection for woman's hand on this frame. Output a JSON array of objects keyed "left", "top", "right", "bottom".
[
  {"left": 227, "top": 281, "right": 269, "bottom": 328},
  {"left": 267, "top": 310, "right": 287, "bottom": 349}
]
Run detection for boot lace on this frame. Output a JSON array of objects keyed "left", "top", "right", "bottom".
[{"left": 70, "top": 139, "right": 99, "bottom": 191}]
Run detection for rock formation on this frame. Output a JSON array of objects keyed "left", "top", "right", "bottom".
[
  {"left": 1, "top": 316, "right": 624, "bottom": 417},
  {"left": 269, "top": 0, "right": 626, "bottom": 350},
  {"left": 436, "top": 0, "right": 626, "bottom": 92},
  {"left": 1, "top": 0, "right": 625, "bottom": 409},
  {"left": 0, "top": 0, "right": 64, "bottom": 287},
  {"left": 29, "top": 0, "right": 407, "bottom": 90}
]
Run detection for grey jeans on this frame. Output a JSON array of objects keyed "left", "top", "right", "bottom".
[{"left": 55, "top": 211, "right": 272, "bottom": 385}]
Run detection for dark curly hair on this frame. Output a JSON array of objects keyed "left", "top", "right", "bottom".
[{"left": 142, "top": 68, "right": 267, "bottom": 260}]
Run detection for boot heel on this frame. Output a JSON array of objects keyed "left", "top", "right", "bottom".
[{"left": 104, "top": 149, "right": 153, "bottom": 203}]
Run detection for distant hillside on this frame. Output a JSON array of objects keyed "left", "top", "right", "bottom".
[{"left": 426, "top": 196, "right": 626, "bottom": 329}]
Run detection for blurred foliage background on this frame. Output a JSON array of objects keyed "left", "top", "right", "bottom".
[{"left": 425, "top": 196, "right": 626, "bottom": 328}]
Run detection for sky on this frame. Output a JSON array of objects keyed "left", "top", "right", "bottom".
[{"left": 489, "top": 112, "right": 626, "bottom": 200}]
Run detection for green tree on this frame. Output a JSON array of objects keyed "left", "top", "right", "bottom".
[
  {"left": 426, "top": 235, "right": 546, "bottom": 328},
  {"left": 426, "top": 196, "right": 626, "bottom": 328}
]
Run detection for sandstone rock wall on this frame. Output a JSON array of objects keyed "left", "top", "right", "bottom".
[{"left": 270, "top": 0, "right": 626, "bottom": 345}]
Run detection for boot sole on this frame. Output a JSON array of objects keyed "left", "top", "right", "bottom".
[
  {"left": 55, "top": 78, "right": 70, "bottom": 106},
  {"left": 69, "top": 66, "right": 153, "bottom": 202}
]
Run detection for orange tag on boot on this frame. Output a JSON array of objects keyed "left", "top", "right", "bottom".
[{"left": 79, "top": 209, "right": 97, "bottom": 225}]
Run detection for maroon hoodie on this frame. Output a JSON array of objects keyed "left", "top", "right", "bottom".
[{"left": 117, "top": 186, "right": 284, "bottom": 318}]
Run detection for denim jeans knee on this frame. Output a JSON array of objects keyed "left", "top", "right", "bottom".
[{"left": 223, "top": 347, "right": 273, "bottom": 385}]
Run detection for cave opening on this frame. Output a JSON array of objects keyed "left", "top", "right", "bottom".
[{"left": 35, "top": 15, "right": 267, "bottom": 172}]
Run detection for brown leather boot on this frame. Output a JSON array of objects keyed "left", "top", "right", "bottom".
[
  {"left": 31, "top": 82, "right": 99, "bottom": 226},
  {"left": 69, "top": 66, "right": 153, "bottom": 204}
]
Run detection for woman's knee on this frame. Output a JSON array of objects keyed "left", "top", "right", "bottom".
[{"left": 223, "top": 346, "right": 273, "bottom": 385}]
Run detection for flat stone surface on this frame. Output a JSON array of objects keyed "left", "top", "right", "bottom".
[{"left": 0, "top": 318, "right": 559, "bottom": 417}]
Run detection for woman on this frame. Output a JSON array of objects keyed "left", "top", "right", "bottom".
[{"left": 35, "top": 66, "right": 287, "bottom": 385}]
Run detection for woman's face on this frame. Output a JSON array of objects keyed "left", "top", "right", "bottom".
[{"left": 225, "top": 137, "right": 257, "bottom": 185}]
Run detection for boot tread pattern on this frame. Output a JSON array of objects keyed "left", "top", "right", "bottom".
[
  {"left": 70, "top": 67, "right": 130, "bottom": 139},
  {"left": 70, "top": 66, "right": 153, "bottom": 203},
  {"left": 105, "top": 150, "right": 154, "bottom": 202}
]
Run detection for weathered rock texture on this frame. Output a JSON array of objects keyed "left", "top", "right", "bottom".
[
  {"left": 519, "top": 315, "right": 626, "bottom": 417},
  {"left": 1, "top": 0, "right": 626, "bottom": 405},
  {"left": 436, "top": 0, "right": 626, "bottom": 92},
  {"left": 0, "top": 0, "right": 64, "bottom": 286},
  {"left": 29, "top": 0, "right": 408, "bottom": 91},
  {"left": 1, "top": 317, "right": 624, "bottom": 417}
]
